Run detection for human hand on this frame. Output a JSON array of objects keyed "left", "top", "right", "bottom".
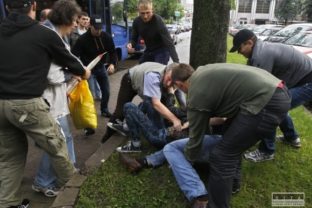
[
  {"left": 107, "top": 64, "right": 115, "bottom": 75},
  {"left": 127, "top": 43, "right": 135, "bottom": 53},
  {"left": 82, "top": 68, "right": 91, "bottom": 79},
  {"left": 167, "top": 86, "right": 175, "bottom": 94},
  {"left": 172, "top": 118, "right": 182, "bottom": 132}
]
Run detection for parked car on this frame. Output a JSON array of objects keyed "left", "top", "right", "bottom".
[
  {"left": 265, "top": 23, "right": 312, "bottom": 43},
  {"left": 229, "top": 24, "right": 256, "bottom": 36},
  {"left": 183, "top": 22, "right": 192, "bottom": 31},
  {"left": 253, "top": 24, "right": 283, "bottom": 35},
  {"left": 284, "top": 31, "right": 312, "bottom": 58},
  {"left": 166, "top": 24, "right": 180, "bottom": 34},
  {"left": 257, "top": 27, "right": 283, "bottom": 40},
  {"left": 166, "top": 24, "right": 179, "bottom": 45}
]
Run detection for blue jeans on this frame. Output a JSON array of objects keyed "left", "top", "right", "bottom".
[
  {"left": 33, "top": 116, "right": 76, "bottom": 188},
  {"left": 139, "top": 99, "right": 166, "bottom": 129},
  {"left": 93, "top": 65, "right": 110, "bottom": 113},
  {"left": 259, "top": 82, "right": 312, "bottom": 154},
  {"left": 145, "top": 149, "right": 167, "bottom": 167},
  {"left": 163, "top": 136, "right": 222, "bottom": 201},
  {"left": 88, "top": 74, "right": 102, "bottom": 99},
  {"left": 139, "top": 48, "right": 170, "bottom": 65},
  {"left": 124, "top": 102, "right": 167, "bottom": 148}
]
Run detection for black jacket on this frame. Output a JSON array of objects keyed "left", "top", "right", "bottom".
[
  {"left": 0, "top": 13, "right": 85, "bottom": 99},
  {"left": 71, "top": 29, "right": 117, "bottom": 69},
  {"left": 131, "top": 14, "right": 179, "bottom": 63}
]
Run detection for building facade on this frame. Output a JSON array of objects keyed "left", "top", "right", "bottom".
[{"left": 230, "top": 0, "right": 278, "bottom": 25}]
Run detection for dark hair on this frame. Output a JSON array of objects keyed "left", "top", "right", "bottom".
[
  {"left": 171, "top": 63, "right": 194, "bottom": 82},
  {"left": 48, "top": 0, "right": 81, "bottom": 26},
  {"left": 40, "top": 9, "right": 51, "bottom": 21},
  {"left": 5, "top": 0, "right": 34, "bottom": 14},
  {"left": 78, "top": 11, "right": 88, "bottom": 18}
]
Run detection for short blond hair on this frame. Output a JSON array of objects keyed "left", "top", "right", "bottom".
[{"left": 138, "top": 0, "right": 153, "bottom": 10}]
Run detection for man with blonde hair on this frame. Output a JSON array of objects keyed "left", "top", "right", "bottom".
[{"left": 127, "top": 0, "right": 179, "bottom": 64}]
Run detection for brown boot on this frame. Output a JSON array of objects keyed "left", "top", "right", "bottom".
[
  {"left": 192, "top": 196, "right": 208, "bottom": 208},
  {"left": 119, "top": 153, "right": 142, "bottom": 173}
]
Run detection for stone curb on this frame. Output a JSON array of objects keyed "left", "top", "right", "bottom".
[{"left": 51, "top": 135, "right": 126, "bottom": 208}]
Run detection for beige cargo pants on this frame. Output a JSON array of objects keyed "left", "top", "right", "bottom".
[{"left": 0, "top": 98, "right": 75, "bottom": 208}]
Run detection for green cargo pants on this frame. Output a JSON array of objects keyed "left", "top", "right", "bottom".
[{"left": 0, "top": 98, "right": 75, "bottom": 208}]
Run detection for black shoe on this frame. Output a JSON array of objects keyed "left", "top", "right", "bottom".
[
  {"left": 101, "top": 111, "right": 112, "bottom": 118},
  {"left": 84, "top": 128, "right": 95, "bottom": 136},
  {"left": 232, "top": 179, "right": 241, "bottom": 195},
  {"left": 9, "top": 199, "right": 30, "bottom": 208},
  {"left": 116, "top": 141, "right": 141, "bottom": 153},
  {"left": 107, "top": 122, "right": 128, "bottom": 136},
  {"left": 276, "top": 136, "right": 301, "bottom": 148}
]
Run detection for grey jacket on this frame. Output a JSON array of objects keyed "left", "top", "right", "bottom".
[
  {"left": 129, "top": 62, "right": 166, "bottom": 98},
  {"left": 248, "top": 40, "right": 312, "bottom": 88}
]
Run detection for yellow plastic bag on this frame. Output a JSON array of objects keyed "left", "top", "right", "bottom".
[{"left": 68, "top": 80, "right": 97, "bottom": 129}]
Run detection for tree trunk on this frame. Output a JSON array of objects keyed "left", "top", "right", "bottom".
[{"left": 190, "top": 0, "right": 230, "bottom": 69}]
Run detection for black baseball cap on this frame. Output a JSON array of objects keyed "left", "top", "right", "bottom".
[
  {"left": 229, "top": 29, "right": 255, "bottom": 53},
  {"left": 90, "top": 15, "right": 103, "bottom": 29},
  {"left": 6, "top": 0, "right": 33, "bottom": 9}
]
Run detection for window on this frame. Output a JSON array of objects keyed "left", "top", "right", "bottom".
[
  {"left": 238, "top": 0, "right": 252, "bottom": 13},
  {"left": 111, "top": 0, "right": 125, "bottom": 26},
  {"left": 256, "top": 0, "right": 270, "bottom": 13}
]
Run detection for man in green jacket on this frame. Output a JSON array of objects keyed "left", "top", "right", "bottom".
[{"left": 165, "top": 63, "right": 291, "bottom": 208}]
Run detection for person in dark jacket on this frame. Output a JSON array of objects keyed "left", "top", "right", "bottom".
[
  {"left": 69, "top": 11, "right": 89, "bottom": 48},
  {"left": 72, "top": 15, "right": 117, "bottom": 118},
  {"left": 230, "top": 29, "right": 312, "bottom": 162},
  {"left": 127, "top": 0, "right": 179, "bottom": 64},
  {"left": 0, "top": 0, "right": 90, "bottom": 207}
]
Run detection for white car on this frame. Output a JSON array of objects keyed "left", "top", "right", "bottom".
[
  {"left": 284, "top": 31, "right": 312, "bottom": 59},
  {"left": 266, "top": 23, "right": 312, "bottom": 43},
  {"left": 258, "top": 27, "right": 283, "bottom": 41}
]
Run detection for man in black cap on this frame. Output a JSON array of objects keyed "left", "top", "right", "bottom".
[
  {"left": 0, "top": 0, "right": 90, "bottom": 207},
  {"left": 72, "top": 15, "right": 117, "bottom": 122},
  {"left": 230, "top": 29, "right": 312, "bottom": 162}
]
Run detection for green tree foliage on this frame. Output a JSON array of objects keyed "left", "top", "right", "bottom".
[
  {"left": 230, "top": 0, "right": 236, "bottom": 9},
  {"left": 304, "top": 0, "right": 312, "bottom": 22},
  {"left": 276, "top": 0, "right": 300, "bottom": 24},
  {"left": 111, "top": 1, "right": 124, "bottom": 24},
  {"left": 126, "top": 0, "right": 184, "bottom": 21},
  {"left": 190, "top": 0, "right": 230, "bottom": 68},
  {"left": 125, "top": 0, "right": 138, "bottom": 20}
]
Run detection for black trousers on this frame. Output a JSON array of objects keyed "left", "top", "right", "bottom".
[
  {"left": 110, "top": 72, "right": 137, "bottom": 121},
  {"left": 207, "top": 87, "right": 291, "bottom": 208}
]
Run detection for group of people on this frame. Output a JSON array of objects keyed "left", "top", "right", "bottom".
[
  {"left": 1, "top": 0, "right": 312, "bottom": 208},
  {"left": 114, "top": 29, "right": 312, "bottom": 208},
  {"left": 105, "top": 4, "right": 312, "bottom": 208},
  {"left": 0, "top": 0, "right": 90, "bottom": 207},
  {"left": 0, "top": 0, "right": 180, "bottom": 207}
]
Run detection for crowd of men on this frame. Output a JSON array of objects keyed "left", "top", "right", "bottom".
[{"left": 0, "top": 0, "right": 311, "bottom": 208}]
